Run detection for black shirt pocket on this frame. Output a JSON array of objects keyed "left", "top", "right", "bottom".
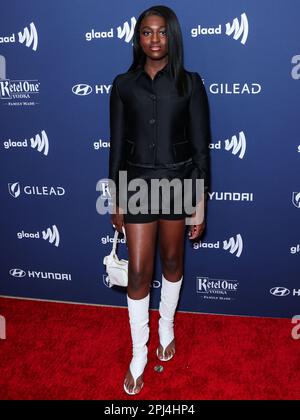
[{"left": 172, "top": 140, "right": 192, "bottom": 161}]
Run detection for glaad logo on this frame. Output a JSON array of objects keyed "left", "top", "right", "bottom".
[
  {"left": 291, "top": 55, "right": 300, "bottom": 80},
  {"left": 18, "top": 22, "right": 38, "bottom": 51},
  {"left": 9, "top": 268, "right": 71, "bottom": 281},
  {"left": 117, "top": 17, "right": 136, "bottom": 43},
  {"left": 225, "top": 13, "right": 249, "bottom": 45},
  {"left": 196, "top": 276, "right": 239, "bottom": 301},
  {"left": 0, "top": 22, "right": 38, "bottom": 51},
  {"left": 85, "top": 17, "right": 136, "bottom": 44},
  {"left": 17, "top": 225, "right": 60, "bottom": 247},
  {"left": 290, "top": 244, "right": 300, "bottom": 254},
  {"left": 101, "top": 233, "right": 126, "bottom": 245},
  {"left": 225, "top": 131, "right": 246, "bottom": 158},
  {"left": 223, "top": 234, "right": 243, "bottom": 257},
  {"left": 93, "top": 139, "right": 110, "bottom": 150},
  {"left": 42, "top": 226, "right": 60, "bottom": 247},
  {"left": 193, "top": 234, "right": 243, "bottom": 257},
  {"left": 210, "top": 131, "right": 246, "bottom": 158},
  {"left": 8, "top": 182, "right": 65, "bottom": 198},
  {"left": 191, "top": 12, "right": 249, "bottom": 45},
  {"left": 292, "top": 192, "right": 300, "bottom": 208},
  {"left": 3, "top": 130, "right": 49, "bottom": 155}
]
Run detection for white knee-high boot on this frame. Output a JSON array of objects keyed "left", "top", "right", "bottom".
[
  {"left": 158, "top": 273, "right": 183, "bottom": 361},
  {"left": 124, "top": 293, "right": 150, "bottom": 394}
]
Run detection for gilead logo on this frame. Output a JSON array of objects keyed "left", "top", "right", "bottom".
[{"left": 292, "top": 192, "right": 300, "bottom": 208}]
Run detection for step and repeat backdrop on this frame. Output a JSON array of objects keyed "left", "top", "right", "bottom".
[{"left": 0, "top": 0, "right": 299, "bottom": 318}]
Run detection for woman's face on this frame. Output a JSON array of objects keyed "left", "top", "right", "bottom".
[{"left": 139, "top": 15, "right": 168, "bottom": 61}]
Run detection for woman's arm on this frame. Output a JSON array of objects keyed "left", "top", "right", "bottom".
[
  {"left": 187, "top": 72, "right": 210, "bottom": 239},
  {"left": 109, "top": 75, "right": 126, "bottom": 210},
  {"left": 187, "top": 72, "right": 211, "bottom": 195}
]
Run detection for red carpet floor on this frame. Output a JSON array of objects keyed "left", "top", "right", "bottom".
[{"left": 0, "top": 296, "right": 299, "bottom": 400}]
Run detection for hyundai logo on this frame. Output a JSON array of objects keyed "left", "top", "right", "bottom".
[
  {"left": 9, "top": 268, "right": 26, "bottom": 277},
  {"left": 72, "top": 84, "right": 93, "bottom": 96},
  {"left": 270, "top": 287, "right": 290, "bottom": 297}
]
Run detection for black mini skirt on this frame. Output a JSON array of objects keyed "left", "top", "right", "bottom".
[{"left": 119, "top": 160, "right": 202, "bottom": 224}]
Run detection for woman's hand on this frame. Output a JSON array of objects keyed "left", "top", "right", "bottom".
[
  {"left": 188, "top": 220, "right": 206, "bottom": 240},
  {"left": 187, "top": 192, "right": 207, "bottom": 240},
  {"left": 111, "top": 205, "right": 124, "bottom": 233}
]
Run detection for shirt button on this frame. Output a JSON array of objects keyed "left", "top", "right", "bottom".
[
  {"left": 149, "top": 94, "right": 156, "bottom": 100},
  {"left": 149, "top": 143, "right": 155, "bottom": 148},
  {"left": 149, "top": 118, "right": 156, "bottom": 124}
]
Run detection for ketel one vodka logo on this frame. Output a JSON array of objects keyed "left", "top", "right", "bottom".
[
  {"left": 0, "top": 22, "right": 38, "bottom": 51},
  {"left": 17, "top": 225, "right": 60, "bottom": 247},
  {"left": 191, "top": 12, "right": 249, "bottom": 45},
  {"left": 0, "top": 55, "right": 40, "bottom": 106},
  {"left": 0, "top": 78, "right": 40, "bottom": 102},
  {"left": 197, "top": 276, "right": 239, "bottom": 299}
]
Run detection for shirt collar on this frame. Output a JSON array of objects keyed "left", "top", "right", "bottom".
[{"left": 133, "top": 63, "right": 170, "bottom": 81}]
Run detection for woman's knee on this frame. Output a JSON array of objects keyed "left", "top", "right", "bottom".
[
  {"left": 128, "top": 266, "right": 152, "bottom": 292},
  {"left": 161, "top": 254, "right": 183, "bottom": 276}
]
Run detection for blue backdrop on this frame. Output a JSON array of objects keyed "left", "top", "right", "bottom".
[{"left": 1, "top": 0, "right": 299, "bottom": 318}]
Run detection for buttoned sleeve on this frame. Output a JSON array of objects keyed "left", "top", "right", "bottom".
[
  {"left": 108, "top": 75, "right": 126, "bottom": 208},
  {"left": 187, "top": 72, "right": 211, "bottom": 194}
]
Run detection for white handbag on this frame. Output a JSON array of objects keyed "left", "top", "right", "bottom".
[{"left": 103, "top": 226, "right": 128, "bottom": 288}]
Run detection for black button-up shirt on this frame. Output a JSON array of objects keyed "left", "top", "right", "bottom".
[{"left": 109, "top": 64, "right": 211, "bottom": 204}]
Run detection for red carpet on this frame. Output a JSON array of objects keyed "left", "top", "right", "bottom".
[{"left": 0, "top": 296, "right": 299, "bottom": 400}]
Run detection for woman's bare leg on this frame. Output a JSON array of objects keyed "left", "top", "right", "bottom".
[
  {"left": 123, "top": 221, "right": 158, "bottom": 393},
  {"left": 157, "top": 218, "right": 186, "bottom": 359}
]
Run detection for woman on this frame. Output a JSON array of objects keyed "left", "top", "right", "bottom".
[{"left": 109, "top": 5, "right": 210, "bottom": 395}]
